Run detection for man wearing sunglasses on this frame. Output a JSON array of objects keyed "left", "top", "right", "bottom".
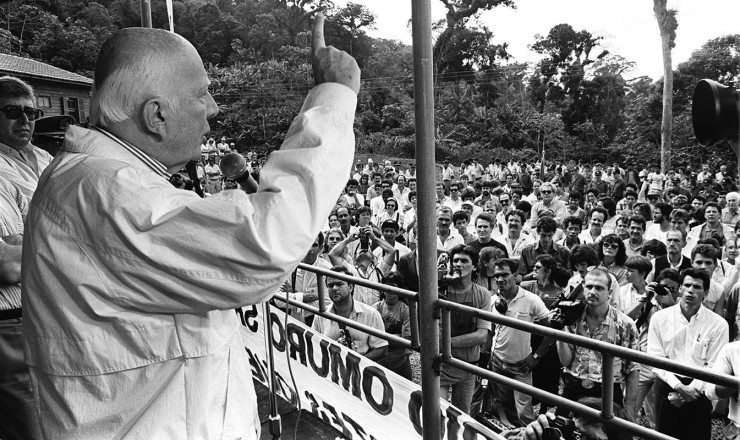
[
  {"left": 22, "top": 18, "right": 360, "bottom": 439},
  {"left": 530, "top": 182, "right": 567, "bottom": 229},
  {"left": 0, "top": 76, "right": 52, "bottom": 200}
]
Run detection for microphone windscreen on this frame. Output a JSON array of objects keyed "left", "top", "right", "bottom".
[{"left": 219, "top": 153, "right": 248, "bottom": 180}]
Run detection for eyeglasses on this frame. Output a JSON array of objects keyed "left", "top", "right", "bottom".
[
  {"left": 500, "top": 200, "right": 510, "bottom": 204},
  {"left": 450, "top": 188, "right": 459, "bottom": 192},
  {"left": 541, "top": 190, "right": 553, "bottom": 194},
  {"left": 603, "top": 242, "right": 619, "bottom": 249},
  {"left": 1, "top": 105, "right": 44, "bottom": 121}
]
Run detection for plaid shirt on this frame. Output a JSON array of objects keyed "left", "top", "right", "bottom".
[{"left": 564, "top": 306, "right": 639, "bottom": 383}]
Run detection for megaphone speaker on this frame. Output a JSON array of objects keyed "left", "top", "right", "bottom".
[{"left": 692, "top": 79, "right": 739, "bottom": 147}]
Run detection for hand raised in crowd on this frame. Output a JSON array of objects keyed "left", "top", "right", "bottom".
[{"left": 311, "top": 13, "right": 361, "bottom": 94}]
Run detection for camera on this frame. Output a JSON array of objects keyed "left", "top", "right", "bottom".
[
  {"left": 543, "top": 415, "right": 583, "bottom": 440},
  {"left": 550, "top": 284, "right": 586, "bottom": 330},
  {"left": 359, "top": 229, "right": 371, "bottom": 252},
  {"left": 650, "top": 282, "right": 670, "bottom": 297}
]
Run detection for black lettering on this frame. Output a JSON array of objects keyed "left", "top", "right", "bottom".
[
  {"left": 234, "top": 308, "right": 245, "bottom": 326},
  {"left": 304, "top": 391, "right": 322, "bottom": 419},
  {"left": 362, "top": 365, "right": 393, "bottom": 415},
  {"left": 306, "top": 331, "right": 330, "bottom": 377},
  {"left": 408, "top": 390, "right": 446, "bottom": 436},
  {"left": 286, "top": 323, "right": 307, "bottom": 365},
  {"left": 270, "top": 312, "right": 286, "bottom": 352},
  {"left": 321, "top": 401, "right": 350, "bottom": 437},
  {"left": 341, "top": 413, "right": 369, "bottom": 440},
  {"left": 245, "top": 305, "right": 258, "bottom": 332},
  {"left": 245, "top": 348, "right": 266, "bottom": 383},
  {"left": 329, "top": 344, "right": 362, "bottom": 398}
]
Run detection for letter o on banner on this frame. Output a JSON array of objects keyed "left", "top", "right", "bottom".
[{"left": 361, "top": 365, "right": 393, "bottom": 415}]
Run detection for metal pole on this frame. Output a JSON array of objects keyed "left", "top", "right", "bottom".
[
  {"left": 411, "top": 0, "right": 441, "bottom": 439},
  {"left": 263, "top": 302, "right": 282, "bottom": 440},
  {"left": 601, "top": 354, "right": 615, "bottom": 419},
  {"left": 140, "top": 0, "right": 152, "bottom": 27}
]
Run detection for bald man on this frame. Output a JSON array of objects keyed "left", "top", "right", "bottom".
[{"left": 22, "top": 17, "right": 359, "bottom": 439}]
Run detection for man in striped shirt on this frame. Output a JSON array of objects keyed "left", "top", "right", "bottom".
[{"left": 0, "top": 175, "right": 40, "bottom": 439}]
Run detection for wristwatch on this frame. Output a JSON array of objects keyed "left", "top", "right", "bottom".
[{"left": 532, "top": 352, "right": 540, "bottom": 360}]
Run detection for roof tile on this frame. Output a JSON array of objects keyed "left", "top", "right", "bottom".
[{"left": 0, "top": 53, "right": 92, "bottom": 86}]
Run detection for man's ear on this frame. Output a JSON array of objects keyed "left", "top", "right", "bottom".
[{"left": 141, "top": 98, "right": 167, "bottom": 138}]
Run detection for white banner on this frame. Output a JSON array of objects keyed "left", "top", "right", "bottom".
[{"left": 238, "top": 305, "right": 502, "bottom": 440}]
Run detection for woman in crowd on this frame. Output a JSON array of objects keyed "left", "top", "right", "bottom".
[
  {"left": 373, "top": 271, "right": 413, "bottom": 380},
  {"left": 358, "top": 174, "right": 371, "bottom": 198},
  {"left": 520, "top": 255, "right": 565, "bottom": 308},
  {"left": 374, "top": 197, "right": 403, "bottom": 230},
  {"left": 597, "top": 233, "right": 629, "bottom": 286},
  {"left": 476, "top": 246, "right": 507, "bottom": 291},
  {"left": 322, "top": 228, "right": 351, "bottom": 265}
]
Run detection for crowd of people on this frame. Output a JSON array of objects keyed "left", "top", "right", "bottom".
[
  {"left": 281, "top": 156, "right": 740, "bottom": 440},
  {"left": 0, "top": 16, "right": 738, "bottom": 440}
]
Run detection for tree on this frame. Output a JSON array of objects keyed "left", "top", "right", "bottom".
[{"left": 653, "top": 0, "right": 678, "bottom": 172}]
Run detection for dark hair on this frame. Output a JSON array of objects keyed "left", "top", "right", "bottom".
[
  {"left": 624, "top": 189, "right": 638, "bottom": 199},
  {"left": 381, "top": 188, "right": 394, "bottom": 199},
  {"left": 656, "top": 268, "right": 681, "bottom": 284},
  {"left": 346, "top": 178, "right": 359, "bottom": 187},
  {"left": 654, "top": 202, "right": 673, "bottom": 218},
  {"left": 628, "top": 215, "right": 647, "bottom": 231},
  {"left": 450, "top": 245, "right": 480, "bottom": 278},
  {"left": 698, "top": 236, "right": 724, "bottom": 250},
  {"left": 475, "top": 212, "right": 494, "bottom": 227},
  {"left": 670, "top": 208, "right": 690, "bottom": 223},
  {"left": 589, "top": 206, "right": 608, "bottom": 221},
  {"left": 691, "top": 243, "right": 720, "bottom": 262},
  {"left": 680, "top": 267, "right": 711, "bottom": 291},
  {"left": 563, "top": 215, "right": 583, "bottom": 229},
  {"left": 585, "top": 188, "right": 600, "bottom": 197},
  {"left": 625, "top": 255, "right": 652, "bottom": 278},
  {"left": 570, "top": 244, "right": 600, "bottom": 267},
  {"left": 635, "top": 204, "right": 652, "bottom": 222},
  {"left": 515, "top": 200, "right": 531, "bottom": 214},
  {"left": 381, "top": 271, "right": 406, "bottom": 288},
  {"left": 704, "top": 201, "right": 721, "bottom": 213},
  {"left": 536, "top": 216, "right": 557, "bottom": 233},
  {"left": 599, "top": 197, "right": 617, "bottom": 217},
  {"left": 615, "top": 214, "right": 630, "bottom": 227},
  {"left": 641, "top": 239, "right": 667, "bottom": 257},
  {"left": 598, "top": 233, "right": 627, "bottom": 266},
  {"left": 505, "top": 209, "right": 527, "bottom": 224},
  {"left": 493, "top": 258, "right": 519, "bottom": 274},
  {"left": 574, "top": 397, "right": 632, "bottom": 440},
  {"left": 461, "top": 188, "right": 476, "bottom": 201},
  {"left": 568, "top": 190, "right": 582, "bottom": 201},
  {"left": 355, "top": 205, "right": 371, "bottom": 219},
  {"left": 452, "top": 210, "right": 469, "bottom": 223},
  {"left": 692, "top": 194, "right": 707, "bottom": 204}
]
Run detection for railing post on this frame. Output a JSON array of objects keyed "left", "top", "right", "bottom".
[
  {"left": 317, "top": 274, "right": 326, "bottom": 313},
  {"left": 601, "top": 354, "right": 615, "bottom": 420},
  {"left": 411, "top": 0, "right": 441, "bottom": 439},
  {"left": 408, "top": 300, "right": 420, "bottom": 348},
  {"left": 441, "top": 309, "right": 451, "bottom": 361}
]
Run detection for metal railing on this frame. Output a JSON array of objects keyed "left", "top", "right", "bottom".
[{"left": 280, "top": 262, "right": 740, "bottom": 440}]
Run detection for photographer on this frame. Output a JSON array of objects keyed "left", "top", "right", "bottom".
[
  {"left": 328, "top": 224, "right": 395, "bottom": 306},
  {"left": 501, "top": 397, "right": 632, "bottom": 440},
  {"left": 556, "top": 268, "right": 639, "bottom": 422}
]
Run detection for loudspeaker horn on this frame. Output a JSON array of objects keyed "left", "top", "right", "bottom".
[{"left": 692, "top": 79, "right": 739, "bottom": 147}]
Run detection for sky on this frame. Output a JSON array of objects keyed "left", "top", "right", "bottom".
[{"left": 345, "top": 0, "right": 740, "bottom": 80}]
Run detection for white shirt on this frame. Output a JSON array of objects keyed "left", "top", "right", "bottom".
[
  {"left": 644, "top": 223, "right": 669, "bottom": 243},
  {"left": 437, "top": 230, "right": 465, "bottom": 252},
  {"left": 648, "top": 304, "right": 728, "bottom": 391},
  {"left": 706, "top": 342, "right": 740, "bottom": 427},
  {"left": 0, "top": 141, "right": 53, "bottom": 201},
  {"left": 494, "top": 233, "right": 535, "bottom": 260},
  {"left": 22, "top": 83, "right": 357, "bottom": 439},
  {"left": 577, "top": 228, "right": 603, "bottom": 245}
]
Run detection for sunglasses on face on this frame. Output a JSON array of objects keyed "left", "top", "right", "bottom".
[
  {"left": 541, "top": 190, "right": 552, "bottom": 194},
  {"left": 603, "top": 242, "right": 619, "bottom": 250},
  {"left": 1, "top": 105, "right": 44, "bottom": 121}
]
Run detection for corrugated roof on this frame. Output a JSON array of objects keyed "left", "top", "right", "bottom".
[{"left": 0, "top": 53, "right": 92, "bottom": 86}]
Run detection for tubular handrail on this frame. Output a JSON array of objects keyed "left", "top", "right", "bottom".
[
  {"left": 438, "top": 298, "right": 740, "bottom": 389},
  {"left": 287, "top": 264, "right": 737, "bottom": 440}
]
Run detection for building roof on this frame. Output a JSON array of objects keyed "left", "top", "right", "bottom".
[{"left": 0, "top": 53, "right": 92, "bottom": 86}]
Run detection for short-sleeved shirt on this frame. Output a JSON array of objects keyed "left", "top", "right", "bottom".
[
  {"left": 491, "top": 287, "right": 549, "bottom": 363},
  {"left": 564, "top": 306, "right": 639, "bottom": 384},
  {"left": 312, "top": 300, "right": 389, "bottom": 356},
  {"left": 518, "top": 242, "right": 571, "bottom": 275},
  {"left": 0, "top": 176, "right": 26, "bottom": 310},
  {"left": 444, "top": 283, "right": 492, "bottom": 362},
  {"left": 0, "top": 142, "right": 52, "bottom": 201}
]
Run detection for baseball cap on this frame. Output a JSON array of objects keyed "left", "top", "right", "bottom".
[{"left": 381, "top": 220, "right": 400, "bottom": 231}]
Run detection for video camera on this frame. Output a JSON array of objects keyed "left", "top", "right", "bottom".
[{"left": 550, "top": 283, "right": 586, "bottom": 330}]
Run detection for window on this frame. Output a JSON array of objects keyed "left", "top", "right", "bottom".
[{"left": 38, "top": 95, "right": 51, "bottom": 108}]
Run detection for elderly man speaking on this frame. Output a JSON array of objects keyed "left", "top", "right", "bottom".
[{"left": 22, "top": 16, "right": 359, "bottom": 440}]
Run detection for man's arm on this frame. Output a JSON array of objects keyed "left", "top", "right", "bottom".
[
  {"left": 450, "top": 328, "right": 488, "bottom": 348},
  {"left": 0, "top": 237, "right": 22, "bottom": 284},
  {"left": 623, "top": 368, "right": 639, "bottom": 421},
  {"left": 363, "top": 345, "right": 388, "bottom": 362},
  {"left": 556, "top": 326, "right": 575, "bottom": 368},
  {"left": 328, "top": 234, "right": 356, "bottom": 267}
]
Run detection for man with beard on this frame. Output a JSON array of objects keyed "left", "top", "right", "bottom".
[
  {"left": 312, "top": 266, "right": 388, "bottom": 360},
  {"left": 556, "top": 268, "right": 639, "bottom": 422},
  {"left": 645, "top": 202, "right": 672, "bottom": 243}
]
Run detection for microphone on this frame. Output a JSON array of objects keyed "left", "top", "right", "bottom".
[{"left": 220, "top": 152, "right": 258, "bottom": 194}]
